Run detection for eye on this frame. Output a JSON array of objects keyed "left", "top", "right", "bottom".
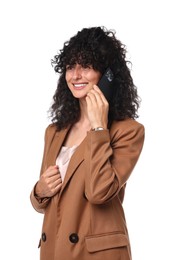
[
  {"left": 82, "top": 64, "right": 92, "bottom": 70},
  {"left": 66, "top": 65, "right": 74, "bottom": 71}
]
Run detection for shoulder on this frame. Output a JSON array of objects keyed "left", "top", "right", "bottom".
[
  {"left": 110, "top": 118, "right": 144, "bottom": 131},
  {"left": 44, "top": 123, "right": 58, "bottom": 142},
  {"left": 110, "top": 118, "right": 145, "bottom": 140},
  {"left": 44, "top": 123, "right": 69, "bottom": 143},
  {"left": 45, "top": 123, "right": 57, "bottom": 135}
]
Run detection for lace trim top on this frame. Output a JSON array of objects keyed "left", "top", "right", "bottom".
[{"left": 56, "top": 145, "right": 78, "bottom": 181}]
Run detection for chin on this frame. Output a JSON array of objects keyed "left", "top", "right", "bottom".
[
  {"left": 74, "top": 95, "right": 86, "bottom": 100},
  {"left": 72, "top": 92, "right": 87, "bottom": 99}
]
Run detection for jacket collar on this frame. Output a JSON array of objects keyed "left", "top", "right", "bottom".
[
  {"left": 47, "top": 126, "right": 86, "bottom": 194},
  {"left": 61, "top": 138, "right": 85, "bottom": 192},
  {"left": 46, "top": 127, "right": 69, "bottom": 166}
]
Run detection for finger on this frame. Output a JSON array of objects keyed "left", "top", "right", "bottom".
[
  {"left": 49, "top": 173, "right": 61, "bottom": 183},
  {"left": 85, "top": 94, "right": 93, "bottom": 108},
  {"left": 45, "top": 165, "right": 59, "bottom": 177},
  {"left": 88, "top": 89, "right": 104, "bottom": 106},
  {"left": 46, "top": 165, "right": 59, "bottom": 171},
  {"left": 53, "top": 182, "right": 62, "bottom": 195},
  {"left": 53, "top": 177, "right": 62, "bottom": 188},
  {"left": 86, "top": 91, "right": 98, "bottom": 105},
  {"left": 93, "top": 85, "right": 109, "bottom": 104},
  {"left": 43, "top": 177, "right": 62, "bottom": 195}
]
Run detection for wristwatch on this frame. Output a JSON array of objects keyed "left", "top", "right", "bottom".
[{"left": 92, "top": 127, "right": 104, "bottom": 131}]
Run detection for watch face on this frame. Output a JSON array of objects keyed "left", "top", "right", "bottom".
[{"left": 93, "top": 127, "right": 104, "bottom": 131}]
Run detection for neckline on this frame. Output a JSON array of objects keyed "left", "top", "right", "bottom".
[{"left": 61, "top": 144, "right": 78, "bottom": 150}]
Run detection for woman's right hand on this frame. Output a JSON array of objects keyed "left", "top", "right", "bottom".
[{"left": 35, "top": 165, "right": 62, "bottom": 198}]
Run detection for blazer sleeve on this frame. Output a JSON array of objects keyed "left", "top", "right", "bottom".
[
  {"left": 84, "top": 119, "right": 145, "bottom": 204},
  {"left": 30, "top": 124, "right": 56, "bottom": 213}
]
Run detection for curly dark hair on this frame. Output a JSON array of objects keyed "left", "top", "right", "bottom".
[{"left": 50, "top": 26, "right": 141, "bottom": 130}]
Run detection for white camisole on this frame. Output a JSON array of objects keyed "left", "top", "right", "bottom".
[{"left": 56, "top": 145, "right": 78, "bottom": 181}]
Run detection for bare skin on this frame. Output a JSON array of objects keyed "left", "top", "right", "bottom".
[
  {"left": 35, "top": 65, "right": 109, "bottom": 199},
  {"left": 35, "top": 165, "right": 62, "bottom": 198}
]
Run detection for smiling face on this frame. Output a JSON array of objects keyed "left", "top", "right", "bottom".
[{"left": 65, "top": 64, "right": 101, "bottom": 99}]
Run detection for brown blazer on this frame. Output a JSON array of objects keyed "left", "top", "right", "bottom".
[{"left": 30, "top": 118, "right": 145, "bottom": 260}]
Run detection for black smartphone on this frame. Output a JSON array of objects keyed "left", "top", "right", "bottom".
[{"left": 98, "top": 67, "right": 114, "bottom": 102}]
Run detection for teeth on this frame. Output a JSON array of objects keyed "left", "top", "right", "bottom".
[{"left": 74, "top": 84, "right": 87, "bottom": 87}]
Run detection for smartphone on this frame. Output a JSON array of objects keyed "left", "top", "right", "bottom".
[{"left": 98, "top": 67, "right": 114, "bottom": 102}]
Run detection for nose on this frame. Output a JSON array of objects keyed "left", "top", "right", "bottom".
[{"left": 72, "top": 67, "right": 82, "bottom": 80}]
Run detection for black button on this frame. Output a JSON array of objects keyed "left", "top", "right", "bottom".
[
  {"left": 69, "top": 233, "right": 79, "bottom": 243},
  {"left": 42, "top": 232, "right": 46, "bottom": 242}
]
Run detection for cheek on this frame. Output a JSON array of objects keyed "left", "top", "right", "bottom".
[
  {"left": 64, "top": 74, "right": 70, "bottom": 90},
  {"left": 93, "top": 73, "right": 101, "bottom": 84},
  {"left": 65, "top": 74, "right": 72, "bottom": 89},
  {"left": 65, "top": 69, "right": 73, "bottom": 80},
  {"left": 65, "top": 73, "right": 69, "bottom": 83}
]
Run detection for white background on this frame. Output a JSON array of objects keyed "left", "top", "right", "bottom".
[{"left": 0, "top": 0, "right": 175, "bottom": 259}]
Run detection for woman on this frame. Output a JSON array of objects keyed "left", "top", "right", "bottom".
[{"left": 30, "top": 26, "right": 145, "bottom": 260}]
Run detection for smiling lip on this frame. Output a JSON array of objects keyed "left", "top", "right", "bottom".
[{"left": 73, "top": 83, "right": 87, "bottom": 90}]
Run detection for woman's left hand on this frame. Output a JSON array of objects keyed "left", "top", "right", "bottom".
[{"left": 86, "top": 85, "right": 109, "bottom": 129}]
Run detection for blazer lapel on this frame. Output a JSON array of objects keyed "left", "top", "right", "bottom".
[
  {"left": 47, "top": 127, "right": 70, "bottom": 166},
  {"left": 46, "top": 126, "right": 86, "bottom": 195},
  {"left": 60, "top": 137, "right": 86, "bottom": 194}
]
